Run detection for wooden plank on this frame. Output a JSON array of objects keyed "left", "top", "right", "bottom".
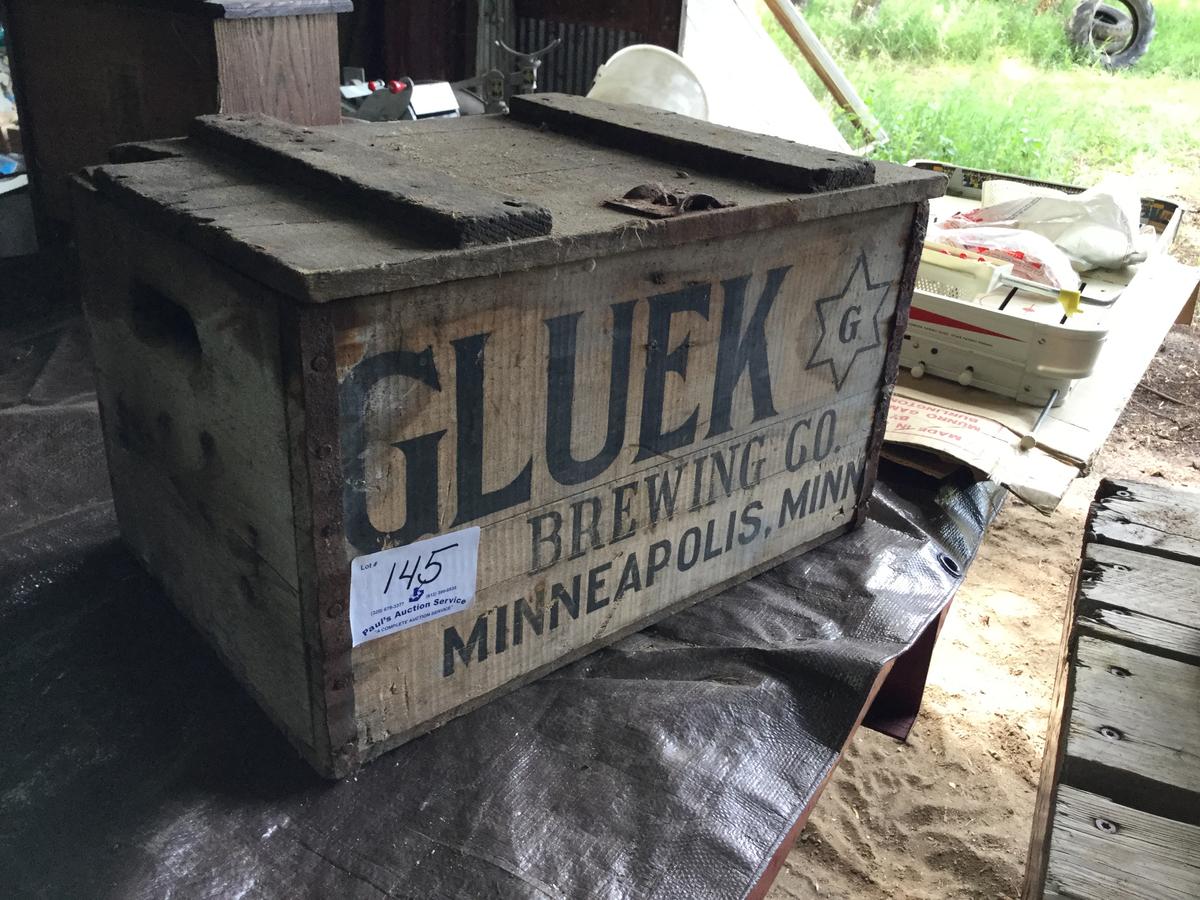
[
  {"left": 1088, "top": 478, "right": 1200, "bottom": 565},
  {"left": 1044, "top": 785, "right": 1200, "bottom": 900},
  {"left": 508, "top": 93, "right": 875, "bottom": 193},
  {"left": 213, "top": 15, "right": 343, "bottom": 126},
  {"left": 281, "top": 304, "right": 358, "bottom": 777},
  {"left": 54, "top": 0, "right": 352, "bottom": 17},
  {"left": 336, "top": 203, "right": 917, "bottom": 762},
  {"left": 75, "top": 184, "right": 318, "bottom": 757},
  {"left": 1067, "top": 635, "right": 1200, "bottom": 796},
  {"left": 1078, "top": 542, "right": 1200, "bottom": 664},
  {"left": 1021, "top": 565, "right": 1081, "bottom": 900},
  {"left": 190, "top": 115, "right": 555, "bottom": 247},
  {"left": 88, "top": 128, "right": 942, "bottom": 302}
]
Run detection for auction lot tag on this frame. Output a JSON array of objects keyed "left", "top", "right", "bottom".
[{"left": 349, "top": 527, "right": 481, "bottom": 647}]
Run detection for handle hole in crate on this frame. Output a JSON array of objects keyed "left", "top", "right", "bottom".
[{"left": 129, "top": 281, "right": 202, "bottom": 367}]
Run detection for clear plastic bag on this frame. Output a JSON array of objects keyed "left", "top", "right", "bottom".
[
  {"left": 926, "top": 224, "right": 1081, "bottom": 290},
  {"left": 939, "top": 176, "right": 1144, "bottom": 271}
]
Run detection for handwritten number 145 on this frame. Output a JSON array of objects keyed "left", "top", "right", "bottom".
[{"left": 383, "top": 543, "right": 460, "bottom": 602}]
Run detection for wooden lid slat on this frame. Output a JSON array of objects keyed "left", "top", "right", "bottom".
[
  {"left": 508, "top": 93, "right": 875, "bottom": 194},
  {"left": 190, "top": 114, "right": 554, "bottom": 248}
]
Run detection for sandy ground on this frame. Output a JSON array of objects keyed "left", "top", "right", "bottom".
[{"left": 767, "top": 173, "right": 1200, "bottom": 899}]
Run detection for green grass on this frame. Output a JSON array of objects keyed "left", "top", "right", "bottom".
[{"left": 764, "top": 0, "right": 1200, "bottom": 182}]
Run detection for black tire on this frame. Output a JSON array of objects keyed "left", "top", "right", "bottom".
[{"left": 1067, "top": 0, "right": 1157, "bottom": 70}]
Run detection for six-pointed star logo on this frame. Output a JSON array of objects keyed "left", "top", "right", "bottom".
[{"left": 806, "top": 252, "right": 892, "bottom": 391}]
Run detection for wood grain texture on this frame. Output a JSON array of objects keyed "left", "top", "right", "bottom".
[
  {"left": 1078, "top": 542, "right": 1200, "bottom": 664},
  {"left": 1044, "top": 786, "right": 1200, "bottom": 900},
  {"left": 213, "top": 15, "right": 342, "bottom": 125},
  {"left": 1067, "top": 635, "right": 1200, "bottom": 796},
  {"left": 338, "top": 205, "right": 913, "bottom": 760},
  {"left": 5, "top": 0, "right": 345, "bottom": 227},
  {"left": 281, "top": 304, "right": 358, "bottom": 777},
  {"left": 74, "top": 182, "right": 316, "bottom": 753},
  {"left": 1021, "top": 565, "right": 1081, "bottom": 900},
  {"left": 1025, "top": 478, "right": 1200, "bottom": 898},
  {"left": 76, "top": 110, "right": 932, "bottom": 776},
  {"left": 4, "top": 0, "right": 219, "bottom": 223},
  {"left": 50, "top": 0, "right": 352, "bottom": 17},
  {"left": 87, "top": 119, "right": 944, "bottom": 301},
  {"left": 191, "top": 114, "right": 553, "bottom": 246},
  {"left": 509, "top": 93, "right": 875, "bottom": 193},
  {"left": 1088, "top": 478, "right": 1200, "bottom": 565}
]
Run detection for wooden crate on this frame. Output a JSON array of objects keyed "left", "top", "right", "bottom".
[
  {"left": 74, "top": 97, "right": 944, "bottom": 776},
  {"left": 1023, "top": 478, "right": 1200, "bottom": 899},
  {"left": 3, "top": 0, "right": 350, "bottom": 232}
]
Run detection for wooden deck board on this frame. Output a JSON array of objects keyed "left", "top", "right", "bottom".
[
  {"left": 1023, "top": 478, "right": 1200, "bottom": 899},
  {"left": 1045, "top": 786, "right": 1200, "bottom": 900}
]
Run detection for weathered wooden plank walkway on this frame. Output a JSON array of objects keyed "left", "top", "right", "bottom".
[{"left": 1023, "top": 478, "right": 1200, "bottom": 899}]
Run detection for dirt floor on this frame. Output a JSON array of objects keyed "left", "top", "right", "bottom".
[{"left": 767, "top": 179, "right": 1200, "bottom": 899}]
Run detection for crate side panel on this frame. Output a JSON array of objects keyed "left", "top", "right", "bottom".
[
  {"left": 78, "top": 194, "right": 315, "bottom": 749},
  {"left": 333, "top": 204, "right": 917, "bottom": 749}
]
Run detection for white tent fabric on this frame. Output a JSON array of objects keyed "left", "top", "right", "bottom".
[{"left": 681, "top": 0, "right": 852, "bottom": 153}]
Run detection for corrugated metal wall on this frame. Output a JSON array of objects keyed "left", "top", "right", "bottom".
[{"left": 514, "top": 18, "right": 645, "bottom": 95}]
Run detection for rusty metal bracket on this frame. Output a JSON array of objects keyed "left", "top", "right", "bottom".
[{"left": 603, "top": 182, "right": 735, "bottom": 219}]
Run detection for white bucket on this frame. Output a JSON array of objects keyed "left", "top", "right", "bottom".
[{"left": 586, "top": 44, "right": 709, "bottom": 120}]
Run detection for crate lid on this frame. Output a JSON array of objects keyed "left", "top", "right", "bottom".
[{"left": 84, "top": 94, "right": 945, "bottom": 303}]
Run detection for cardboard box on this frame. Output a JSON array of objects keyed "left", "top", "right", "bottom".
[{"left": 74, "top": 97, "right": 944, "bottom": 776}]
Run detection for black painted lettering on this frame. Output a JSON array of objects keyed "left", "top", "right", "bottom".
[
  {"left": 689, "top": 453, "right": 708, "bottom": 511},
  {"left": 636, "top": 284, "right": 710, "bottom": 461},
  {"left": 529, "top": 510, "right": 563, "bottom": 573},
  {"left": 495, "top": 604, "right": 509, "bottom": 654},
  {"left": 707, "top": 444, "right": 737, "bottom": 504},
  {"left": 842, "top": 456, "right": 865, "bottom": 502},
  {"left": 779, "top": 481, "right": 811, "bottom": 527},
  {"left": 549, "top": 576, "right": 581, "bottom": 629},
  {"left": 814, "top": 409, "right": 837, "bottom": 462},
  {"left": 569, "top": 496, "right": 605, "bottom": 559},
  {"left": 739, "top": 435, "right": 767, "bottom": 489},
  {"left": 339, "top": 347, "right": 443, "bottom": 552},
  {"left": 702, "top": 519, "right": 722, "bottom": 562},
  {"left": 646, "top": 539, "right": 672, "bottom": 587},
  {"left": 785, "top": 417, "right": 812, "bottom": 471},
  {"left": 677, "top": 527, "right": 702, "bottom": 571},
  {"left": 545, "top": 301, "right": 636, "bottom": 485},
  {"left": 645, "top": 465, "right": 685, "bottom": 523},
  {"left": 838, "top": 305, "right": 863, "bottom": 343},
  {"left": 611, "top": 480, "right": 639, "bottom": 543},
  {"left": 707, "top": 267, "right": 789, "bottom": 438},
  {"left": 443, "top": 614, "right": 488, "bottom": 677},
  {"left": 820, "top": 467, "right": 844, "bottom": 509},
  {"left": 615, "top": 553, "right": 642, "bottom": 601},
  {"left": 586, "top": 562, "right": 612, "bottom": 612},
  {"left": 514, "top": 595, "right": 545, "bottom": 646},
  {"left": 739, "top": 501, "right": 764, "bottom": 545},
  {"left": 452, "top": 333, "right": 532, "bottom": 525}
]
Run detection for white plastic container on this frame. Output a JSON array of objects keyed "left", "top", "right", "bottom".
[{"left": 586, "top": 44, "right": 709, "bottom": 119}]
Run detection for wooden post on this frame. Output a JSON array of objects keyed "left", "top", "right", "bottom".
[{"left": 2, "top": 0, "right": 351, "bottom": 236}]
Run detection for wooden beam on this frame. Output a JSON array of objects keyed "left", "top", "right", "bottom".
[
  {"left": 189, "top": 115, "right": 554, "bottom": 247},
  {"left": 508, "top": 93, "right": 875, "bottom": 193},
  {"left": 213, "top": 14, "right": 343, "bottom": 126},
  {"left": 1045, "top": 786, "right": 1200, "bottom": 900}
]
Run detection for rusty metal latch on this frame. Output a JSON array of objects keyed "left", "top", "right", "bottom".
[{"left": 604, "top": 183, "right": 735, "bottom": 219}]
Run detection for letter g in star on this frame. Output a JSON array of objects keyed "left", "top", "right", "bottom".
[{"left": 805, "top": 252, "right": 892, "bottom": 391}]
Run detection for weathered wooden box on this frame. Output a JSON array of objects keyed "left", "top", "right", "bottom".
[{"left": 74, "top": 96, "right": 944, "bottom": 777}]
